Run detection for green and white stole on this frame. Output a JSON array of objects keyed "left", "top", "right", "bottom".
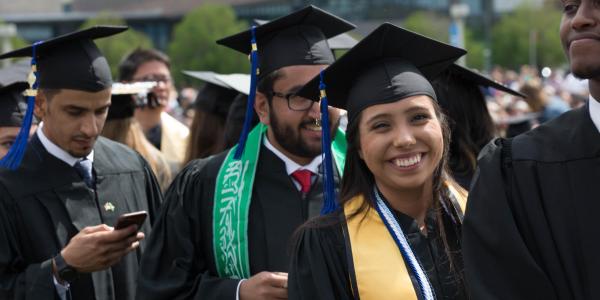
[{"left": 213, "top": 123, "right": 347, "bottom": 279}]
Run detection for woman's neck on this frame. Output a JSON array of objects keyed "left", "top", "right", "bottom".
[{"left": 376, "top": 179, "right": 434, "bottom": 227}]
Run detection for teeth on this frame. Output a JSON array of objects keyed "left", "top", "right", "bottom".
[
  {"left": 393, "top": 153, "right": 422, "bottom": 168},
  {"left": 305, "top": 124, "right": 322, "bottom": 131}
]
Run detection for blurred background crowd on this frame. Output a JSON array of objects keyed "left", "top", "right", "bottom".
[{"left": 0, "top": 0, "right": 585, "bottom": 164}]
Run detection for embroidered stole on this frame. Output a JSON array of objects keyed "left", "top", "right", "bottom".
[{"left": 213, "top": 124, "right": 346, "bottom": 278}]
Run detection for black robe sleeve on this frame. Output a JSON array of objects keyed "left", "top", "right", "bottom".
[
  {"left": 136, "top": 159, "right": 241, "bottom": 300},
  {"left": 462, "top": 139, "right": 556, "bottom": 300},
  {"left": 288, "top": 217, "right": 354, "bottom": 300},
  {"left": 140, "top": 155, "right": 164, "bottom": 226},
  {"left": 0, "top": 184, "right": 58, "bottom": 300}
]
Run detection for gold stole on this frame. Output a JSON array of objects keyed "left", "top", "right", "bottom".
[{"left": 343, "top": 182, "right": 467, "bottom": 300}]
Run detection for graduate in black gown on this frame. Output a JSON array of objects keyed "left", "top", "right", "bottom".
[
  {"left": 0, "top": 59, "right": 38, "bottom": 159},
  {"left": 0, "top": 26, "right": 163, "bottom": 300},
  {"left": 181, "top": 71, "right": 248, "bottom": 163},
  {"left": 463, "top": 2, "right": 600, "bottom": 299},
  {"left": 288, "top": 23, "right": 468, "bottom": 300},
  {"left": 432, "top": 64, "right": 526, "bottom": 190},
  {"left": 135, "top": 6, "right": 354, "bottom": 300}
]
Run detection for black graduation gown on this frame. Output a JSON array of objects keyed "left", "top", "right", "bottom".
[
  {"left": 136, "top": 145, "right": 337, "bottom": 299},
  {"left": 0, "top": 135, "right": 163, "bottom": 300},
  {"left": 288, "top": 206, "right": 466, "bottom": 300},
  {"left": 463, "top": 103, "right": 600, "bottom": 299}
]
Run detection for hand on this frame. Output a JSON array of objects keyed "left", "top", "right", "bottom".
[
  {"left": 61, "top": 224, "right": 144, "bottom": 273},
  {"left": 239, "top": 271, "right": 288, "bottom": 300}
]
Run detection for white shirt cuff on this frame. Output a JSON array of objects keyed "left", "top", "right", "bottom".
[
  {"left": 53, "top": 275, "right": 70, "bottom": 300},
  {"left": 236, "top": 279, "right": 247, "bottom": 300}
]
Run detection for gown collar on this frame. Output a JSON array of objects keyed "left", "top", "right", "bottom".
[
  {"left": 37, "top": 122, "right": 94, "bottom": 167},
  {"left": 588, "top": 95, "right": 600, "bottom": 134}
]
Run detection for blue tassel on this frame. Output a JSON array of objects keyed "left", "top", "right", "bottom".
[
  {"left": 234, "top": 26, "right": 259, "bottom": 160},
  {"left": 319, "top": 70, "right": 338, "bottom": 215},
  {"left": 0, "top": 42, "right": 41, "bottom": 170}
]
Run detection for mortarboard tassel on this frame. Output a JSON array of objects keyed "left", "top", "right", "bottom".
[
  {"left": 0, "top": 42, "right": 41, "bottom": 170},
  {"left": 319, "top": 70, "right": 338, "bottom": 215},
  {"left": 234, "top": 26, "right": 259, "bottom": 160}
]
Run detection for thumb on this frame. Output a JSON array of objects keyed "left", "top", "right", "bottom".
[{"left": 82, "top": 224, "right": 112, "bottom": 234}]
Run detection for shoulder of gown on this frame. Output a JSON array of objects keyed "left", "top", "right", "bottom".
[
  {"left": 511, "top": 105, "right": 599, "bottom": 162},
  {"left": 464, "top": 124, "right": 562, "bottom": 299},
  {"left": 288, "top": 213, "right": 354, "bottom": 300},
  {"left": 136, "top": 149, "right": 242, "bottom": 300}
]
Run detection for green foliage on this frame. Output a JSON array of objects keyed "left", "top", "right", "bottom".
[
  {"left": 464, "top": 29, "right": 485, "bottom": 70},
  {"left": 491, "top": 2, "right": 565, "bottom": 69},
  {"left": 403, "top": 11, "right": 450, "bottom": 43},
  {"left": 402, "top": 11, "right": 484, "bottom": 69},
  {"left": 168, "top": 4, "right": 249, "bottom": 86},
  {"left": 80, "top": 12, "right": 153, "bottom": 77}
]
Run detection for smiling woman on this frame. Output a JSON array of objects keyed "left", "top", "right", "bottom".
[{"left": 288, "top": 23, "right": 468, "bottom": 300}]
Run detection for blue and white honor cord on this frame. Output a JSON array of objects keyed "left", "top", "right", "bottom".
[{"left": 373, "top": 187, "right": 436, "bottom": 300}]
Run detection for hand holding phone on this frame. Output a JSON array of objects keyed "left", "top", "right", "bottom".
[{"left": 114, "top": 211, "right": 148, "bottom": 230}]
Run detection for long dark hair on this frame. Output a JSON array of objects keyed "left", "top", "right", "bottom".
[
  {"left": 182, "top": 110, "right": 227, "bottom": 165},
  {"left": 432, "top": 72, "right": 495, "bottom": 184}
]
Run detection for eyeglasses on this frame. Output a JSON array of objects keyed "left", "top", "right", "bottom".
[
  {"left": 133, "top": 74, "right": 172, "bottom": 84},
  {"left": 270, "top": 91, "right": 316, "bottom": 111}
]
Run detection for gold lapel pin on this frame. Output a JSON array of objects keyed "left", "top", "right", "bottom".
[{"left": 103, "top": 202, "right": 115, "bottom": 212}]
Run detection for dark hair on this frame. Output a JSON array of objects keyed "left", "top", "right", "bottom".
[
  {"left": 183, "top": 109, "right": 227, "bottom": 165},
  {"left": 39, "top": 89, "right": 60, "bottom": 102},
  {"left": 432, "top": 71, "right": 496, "bottom": 183},
  {"left": 118, "top": 48, "right": 171, "bottom": 82},
  {"left": 257, "top": 70, "right": 283, "bottom": 104},
  {"left": 224, "top": 94, "right": 259, "bottom": 148}
]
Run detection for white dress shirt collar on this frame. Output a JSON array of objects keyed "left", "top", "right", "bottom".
[
  {"left": 37, "top": 122, "right": 94, "bottom": 167},
  {"left": 589, "top": 95, "right": 600, "bottom": 134},
  {"left": 263, "top": 135, "right": 322, "bottom": 175}
]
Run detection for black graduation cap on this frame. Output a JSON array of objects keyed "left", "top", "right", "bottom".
[
  {"left": 0, "top": 25, "right": 128, "bottom": 91},
  {"left": 217, "top": 5, "right": 356, "bottom": 80},
  {"left": 108, "top": 82, "right": 156, "bottom": 120},
  {"left": 443, "top": 64, "right": 527, "bottom": 98},
  {"left": 0, "top": 60, "right": 31, "bottom": 127},
  {"left": 0, "top": 26, "right": 127, "bottom": 169},
  {"left": 0, "top": 82, "right": 30, "bottom": 127},
  {"left": 296, "top": 23, "right": 467, "bottom": 123},
  {"left": 183, "top": 71, "right": 249, "bottom": 118},
  {"left": 253, "top": 18, "right": 358, "bottom": 51},
  {"left": 497, "top": 112, "right": 541, "bottom": 125}
]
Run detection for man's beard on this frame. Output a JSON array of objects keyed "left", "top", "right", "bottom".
[{"left": 269, "top": 110, "right": 339, "bottom": 159}]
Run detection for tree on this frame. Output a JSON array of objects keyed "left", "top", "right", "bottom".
[
  {"left": 402, "top": 11, "right": 485, "bottom": 69},
  {"left": 168, "top": 4, "right": 249, "bottom": 86},
  {"left": 80, "top": 13, "right": 153, "bottom": 78},
  {"left": 403, "top": 11, "right": 451, "bottom": 43},
  {"left": 491, "top": 3, "right": 565, "bottom": 69}
]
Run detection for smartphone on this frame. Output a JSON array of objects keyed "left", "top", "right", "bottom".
[{"left": 114, "top": 211, "right": 148, "bottom": 230}]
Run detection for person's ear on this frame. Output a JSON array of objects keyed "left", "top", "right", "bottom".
[
  {"left": 255, "top": 91, "right": 271, "bottom": 125},
  {"left": 34, "top": 92, "right": 47, "bottom": 120}
]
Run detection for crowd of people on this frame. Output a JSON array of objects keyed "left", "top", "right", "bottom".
[{"left": 0, "top": 1, "right": 598, "bottom": 299}]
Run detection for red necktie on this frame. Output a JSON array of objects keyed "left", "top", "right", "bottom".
[{"left": 291, "top": 169, "right": 313, "bottom": 194}]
